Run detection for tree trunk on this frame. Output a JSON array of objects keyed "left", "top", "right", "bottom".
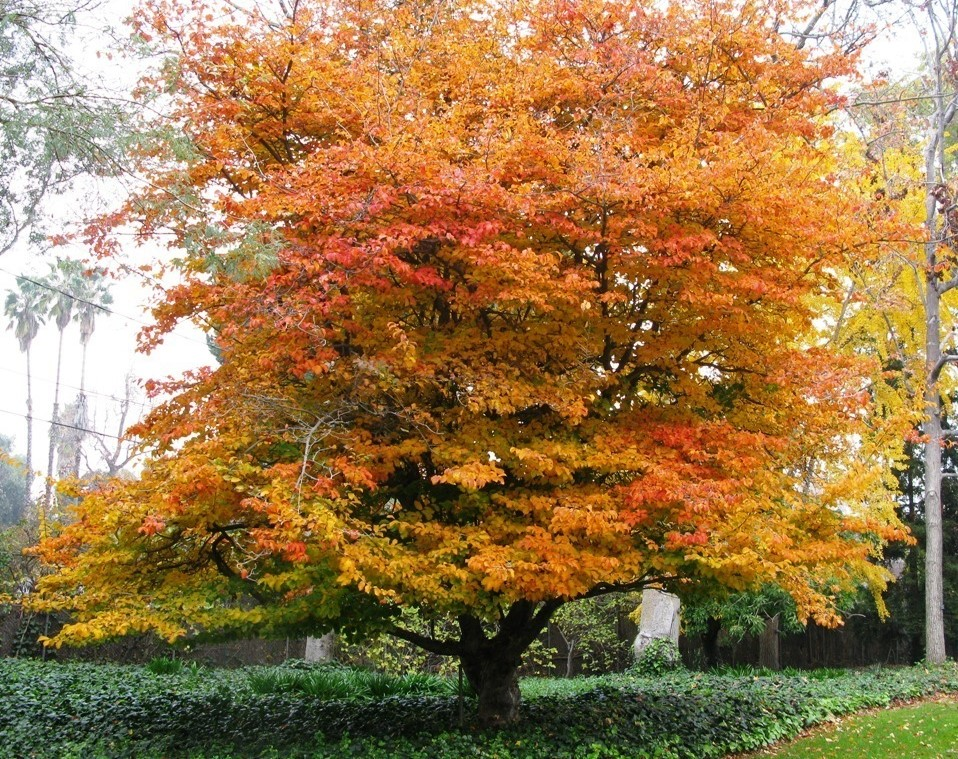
[
  {"left": 43, "top": 328, "right": 66, "bottom": 531},
  {"left": 71, "top": 342, "right": 89, "bottom": 479},
  {"left": 923, "top": 310, "right": 947, "bottom": 664},
  {"left": 701, "top": 616, "right": 721, "bottom": 670},
  {"left": 457, "top": 602, "right": 559, "bottom": 727},
  {"left": 23, "top": 347, "right": 33, "bottom": 521},
  {"left": 758, "top": 614, "right": 780, "bottom": 671},
  {"left": 564, "top": 638, "right": 576, "bottom": 678},
  {"left": 304, "top": 632, "right": 337, "bottom": 662},
  {"left": 460, "top": 647, "right": 523, "bottom": 728},
  {"left": 389, "top": 601, "right": 562, "bottom": 727},
  {"left": 923, "top": 38, "right": 950, "bottom": 662}
]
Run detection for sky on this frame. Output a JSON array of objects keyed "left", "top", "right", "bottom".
[
  {"left": 0, "top": 0, "right": 932, "bottom": 489},
  {"left": 0, "top": 0, "right": 213, "bottom": 484}
]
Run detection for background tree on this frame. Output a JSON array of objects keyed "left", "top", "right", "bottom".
[
  {"left": 88, "top": 374, "right": 145, "bottom": 479},
  {"left": 33, "top": 259, "right": 113, "bottom": 511},
  {"left": 548, "top": 594, "right": 639, "bottom": 676},
  {"left": 67, "top": 268, "right": 112, "bottom": 479},
  {"left": 0, "top": 0, "right": 129, "bottom": 256},
  {"left": 834, "top": 0, "right": 958, "bottom": 664},
  {"left": 914, "top": 0, "right": 958, "bottom": 666},
  {"left": 35, "top": 0, "right": 910, "bottom": 725},
  {"left": 683, "top": 584, "right": 809, "bottom": 670},
  {"left": 0, "top": 436, "right": 28, "bottom": 526},
  {"left": 869, "top": 430, "right": 958, "bottom": 661},
  {"left": 40, "top": 259, "right": 78, "bottom": 523},
  {"left": 4, "top": 278, "right": 45, "bottom": 516}
]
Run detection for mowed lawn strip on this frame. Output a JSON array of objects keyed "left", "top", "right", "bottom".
[{"left": 755, "top": 695, "right": 958, "bottom": 758}]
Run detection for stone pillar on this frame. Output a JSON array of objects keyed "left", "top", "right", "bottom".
[
  {"left": 304, "top": 632, "right": 337, "bottom": 662},
  {"left": 633, "top": 588, "right": 680, "bottom": 658}
]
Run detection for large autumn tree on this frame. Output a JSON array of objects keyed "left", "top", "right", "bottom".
[{"left": 34, "top": 0, "right": 909, "bottom": 724}]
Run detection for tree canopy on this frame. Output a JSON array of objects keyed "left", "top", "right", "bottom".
[
  {"left": 0, "top": 0, "right": 128, "bottom": 255},
  {"left": 33, "top": 0, "right": 910, "bottom": 724}
]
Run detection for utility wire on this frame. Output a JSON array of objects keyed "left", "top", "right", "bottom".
[
  {"left": 0, "top": 407, "right": 126, "bottom": 441},
  {"left": 0, "top": 365, "right": 152, "bottom": 410},
  {"left": 0, "top": 266, "right": 111, "bottom": 315},
  {"left": 0, "top": 266, "right": 210, "bottom": 348}
]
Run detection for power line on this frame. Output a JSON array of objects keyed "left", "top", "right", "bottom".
[
  {"left": 0, "top": 406, "right": 126, "bottom": 442},
  {"left": 0, "top": 365, "right": 152, "bottom": 410},
  {"left": 0, "top": 266, "right": 211, "bottom": 348},
  {"left": 0, "top": 266, "right": 111, "bottom": 315}
]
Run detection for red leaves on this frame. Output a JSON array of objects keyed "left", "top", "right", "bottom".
[
  {"left": 138, "top": 515, "right": 167, "bottom": 536},
  {"left": 282, "top": 542, "right": 308, "bottom": 562}
]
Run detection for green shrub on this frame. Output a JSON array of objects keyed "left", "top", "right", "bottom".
[
  {"left": 146, "top": 656, "right": 194, "bottom": 676},
  {"left": 245, "top": 667, "right": 299, "bottom": 695},
  {"left": 632, "top": 638, "right": 683, "bottom": 677},
  {"left": 243, "top": 663, "right": 457, "bottom": 701},
  {"left": 301, "top": 670, "right": 356, "bottom": 699}
]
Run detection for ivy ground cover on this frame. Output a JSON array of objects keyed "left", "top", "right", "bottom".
[{"left": 0, "top": 659, "right": 955, "bottom": 758}]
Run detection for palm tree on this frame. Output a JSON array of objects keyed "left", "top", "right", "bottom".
[
  {"left": 3, "top": 278, "right": 45, "bottom": 521},
  {"left": 69, "top": 268, "right": 112, "bottom": 478},
  {"left": 42, "top": 259, "right": 81, "bottom": 520}
]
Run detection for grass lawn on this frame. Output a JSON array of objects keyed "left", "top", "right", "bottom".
[{"left": 758, "top": 696, "right": 958, "bottom": 758}]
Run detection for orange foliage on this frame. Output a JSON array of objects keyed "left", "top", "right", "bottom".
[{"left": 35, "top": 0, "right": 907, "bottom": 648}]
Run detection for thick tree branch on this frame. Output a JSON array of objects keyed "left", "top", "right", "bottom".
[
  {"left": 209, "top": 532, "right": 267, "bottom": 603},
  {"left": 387, "top": 624, "right": 463, "bottom": 657},
  {"left": 577, "top": 576, "right": 665, "bottom": 601},
  {"left": 931, "top": 351, "right": 958, "bottom": 383}
]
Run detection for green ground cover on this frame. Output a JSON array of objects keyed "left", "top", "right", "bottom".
[
  {"left": 0, "top": 658, "right": 955, "bottom": 758},
  {"left": 760, "top": 697, "right": 958, "bottom": 758}
]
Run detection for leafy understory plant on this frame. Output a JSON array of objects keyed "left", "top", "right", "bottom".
[
  {"left": 633, "top": 639, "right": 683, "bottom": 678},
  {"left": 245, "top": 665, "right": 457, "bottom": 700}
]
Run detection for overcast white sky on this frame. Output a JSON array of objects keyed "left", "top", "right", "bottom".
[
  {"left": 0, "top": 0, "right": 212, "bottom": 482},
  {"left": 0, "top": 0, "right": 931, "bottom": 487}
]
